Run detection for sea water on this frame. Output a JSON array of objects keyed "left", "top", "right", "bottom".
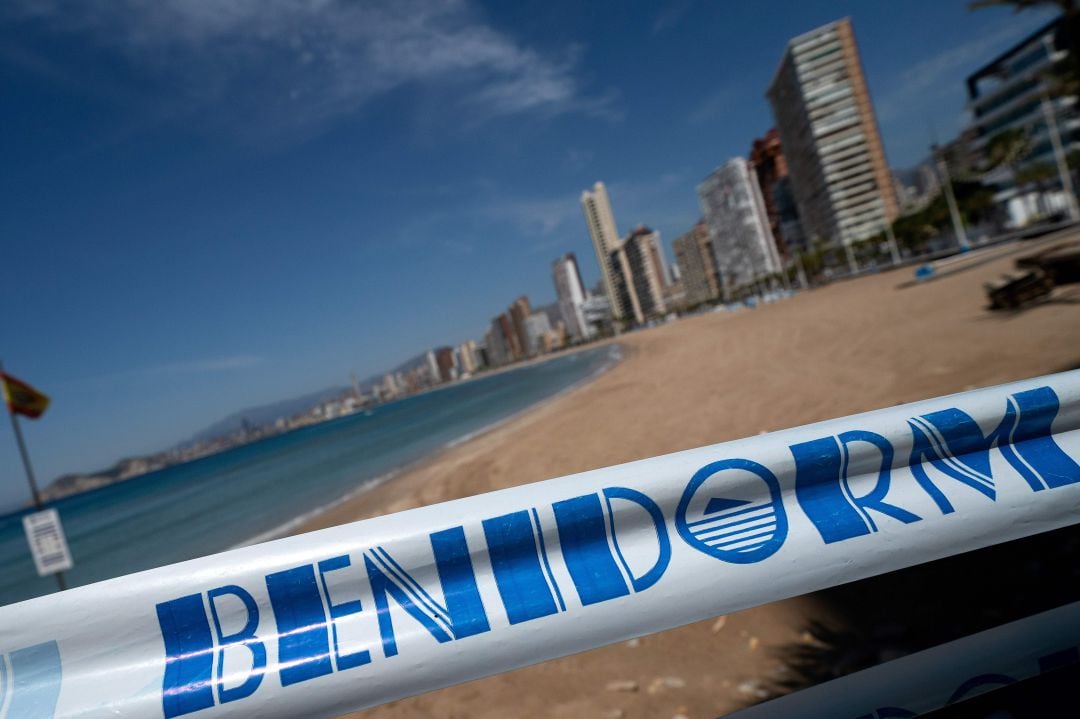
[{"left": 0, "top": 345, "right": 620, "bottom": 605}]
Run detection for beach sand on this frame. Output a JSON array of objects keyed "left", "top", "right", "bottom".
[{"left": 296, "top": 233, "right": 1080, "bottom": 718}]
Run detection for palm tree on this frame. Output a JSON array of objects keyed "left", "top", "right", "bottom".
[
  {"left": 984, "top": 126, "right": 1032, "bottom": 187},
  {"left": 983, "top": 128, "right": 1032, "bottom": 176}
]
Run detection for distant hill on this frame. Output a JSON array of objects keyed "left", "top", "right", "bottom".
[
  {"left": 45, "top": 382, "right": 362, "bottom": 501},
  {"left": 184, "top": 384, "right": 351, "bottom": 445}
]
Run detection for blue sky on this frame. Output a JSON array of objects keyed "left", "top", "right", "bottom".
[{"left": 0, "top": 0, "right": 1057, "bottom": 509}]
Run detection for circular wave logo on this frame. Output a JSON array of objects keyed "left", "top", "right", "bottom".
[{"left": 675, "top": 458, "right": 788, "bottom": 564}]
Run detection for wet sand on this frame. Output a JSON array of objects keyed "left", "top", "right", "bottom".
[{"left": 295, "top": 233, "right": 1080, "bottom": 718}]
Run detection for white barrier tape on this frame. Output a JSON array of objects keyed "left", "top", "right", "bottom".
[
  {"left": 1, "top": 372, "right": 1079, "bottom": 719},
  {"left": 728, "top": 600, "right": 1080, "bottom": 718}
]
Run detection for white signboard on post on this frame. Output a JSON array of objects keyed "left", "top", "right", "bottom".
[{"left": 22, "top": 508, "right": 73, "bottom": 577}]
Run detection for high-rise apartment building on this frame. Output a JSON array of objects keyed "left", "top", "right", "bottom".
[
  {"left": 483, "top": 327, "right": 503, "bottom": 368},
  {"left": 508, "top": 296, "right": 532, "bottom": 359},
  {"left": 552, "top": 252, "right": 592, "bottom": 342},
  {"left": 381, "top": 373, "right": 400, "bottom": 400},
  {"left": 673, "top": 220, "right": 720, "bottom": 307},
  {"left": 580, "top": 182, "right": 626, "bottom": 320},
  {"left": 767, "top": 18, "right": 898, "bottom": 249},
  {"left": 965, "top": 16, "right": 1079, "bottom": 222},
  {"left": 611, "top": 226, "right": 667, "bottom": 325},
  {"left": 748, "top": 129, "right": 791, "bottom": 257},
  {"left": 434, "top": 347, "right": 456, "bottom": 383},
  {"left": 425, "top": 350, "right": 441, "bottom": 385},
  {"left": 457, "top": 340, "right": 480, "bottom": 375},
  {"left": 524, "top": 313, "right": 552, "bottom": 356},
  {"left": 697, "top": 157, "right": 783, "bottom": 292},
  {"left": 487, "top": 313, "right": 518, "bottom": 367}
]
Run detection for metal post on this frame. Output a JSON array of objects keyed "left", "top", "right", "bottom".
[
  {"left": 935, "top": 145, "right": 970, "bottom": 251},
  {"left": 1, "top": 362, "right": 66, "bottom": 591},
  {"left": 1041, "top": 93, "right": 1080, "bottom": 222},
  {"left": 885, "top": 221, "right": 901, "bottom": 265}
]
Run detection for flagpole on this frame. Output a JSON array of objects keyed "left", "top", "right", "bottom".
[{"left": 1, "top": 360, "right": 66, "bottom": 591}]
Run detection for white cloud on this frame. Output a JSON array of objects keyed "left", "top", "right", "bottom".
[
  {"left": 481, "top": 195, "right": 582, "bottom": 238},
  {"left": 5, "top": 0, "right": 612, "bottom": 141},
  {"left": 652, "top": 0, "right": 695, "bottom": 35},
  {"left": 876, "top": 21, "right": 1047, "bottom": 124},
  {"left": 688, "top": 88, "right": 732, "bottom": 125},
  {"left": 144, "top": 355, "right": 266, "bottom": 376},
  {"left": 56, "top": 355, "right": 266, "bottom": 393}
]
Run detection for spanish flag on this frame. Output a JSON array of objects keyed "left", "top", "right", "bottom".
[{"left": 1, "top": 372, "right": 50, "bottom": 419}]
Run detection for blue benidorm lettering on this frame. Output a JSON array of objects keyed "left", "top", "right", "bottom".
[
  {"left": 155, "top": 385, "right": 1078, "bottom": 716},
  {"left": 208, "top": 586, "right": 265, "bottom": 702},
  {"left": 675, "top": 458, "right": 789, "bottom": 563},
  {"left": 792, "top": 386, "right": 1078, "bottom": 545},
  {"left": 158, "top": 485, "right": 666, "bottom": 715},
  {"left": 603, "top": 486, "right": 670, "bottom": 591},
  {"left": 790, "top": 430, "right": 921, "bottom": 544}
]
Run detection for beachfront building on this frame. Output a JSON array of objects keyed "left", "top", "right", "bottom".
[
  {"left": 748, "top": 128, "right": 792, "bottom": 258},
  {"left": 581, "top": 295, "right": 614, "bottom": 336},
  {"left": 964, "top": 16, "right": 1080, "bottom": 226},
  {"left": 524, "top": 313, "right": 552, "bottom": 356},
  {"left": 774, "top": 175, "right": 808, "bottom": 254},
  {"left": 697, "top": 158, "right": 783, "bottom": 293},
  {"left": 425, "top": 350, "right": 441, "bottom": 385},
  {"left": 610, "top": 225, "right": 667, "bottom": 325},
  {"left": 508, "top": 296, "right": 532, "bottom": 361},
  {"left": 434, "top": 347, "right": 456, "bottom": 383},
  {"left": 486, "top": 313, "right": 517, "bottom": 367},
  {"left": 673, "top": 220, "right": 721, "bottom": 307},
  {"left": 767, "top": 17, "right": 898, "bottom": 251},
  {"left": 552, "top": 252, "right": 593, "bottom": 342},
  {"left": 457, "top": 340, "right": 480, "bottom": 375},
  {"left": 580, "top": 182, "right": 626, "bottom": 320},
  {"left": 379, "top": 372, "right": 400, "bottom": 401}
]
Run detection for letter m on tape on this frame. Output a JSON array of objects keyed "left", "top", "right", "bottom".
[
  {"left": 908, "top": 386, "right": 1080, "bottom": 513},
  {"left": 790, "top": 386, "right": 1079, "bottom": 544}
]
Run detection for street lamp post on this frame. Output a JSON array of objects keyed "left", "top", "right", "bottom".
[
  {"left": 844, "top": 241, "right": 858, "bottom": 275},
  {"left": 934, "top": 143, "right": 971, "bottom": 251},
  {"left": 884, "top": 221, "right": 901, "bottom": 265},
  {"left": 1040, "top": 93, "right": 1080, "bottom": 222}
]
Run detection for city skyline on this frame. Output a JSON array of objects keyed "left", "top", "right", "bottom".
[{"left": 0, "top": 1, "right": 1059, "bottom": 509}]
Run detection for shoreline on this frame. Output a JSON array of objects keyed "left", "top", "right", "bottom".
[
  {"left": 22, "top": 336, "right": 625, "bottom": 516},
  {"left": 276, "top": 341, "right": 628, "bottom": 539}
]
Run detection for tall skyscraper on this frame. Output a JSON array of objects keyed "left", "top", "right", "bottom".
[
  {"left": 552, "top": 252, "right": 592, "bottom": 342},
  {"left": 673, "top": 220, "right": 720, "bottom": 306},
  {"left": 580, "top": 182, "right": 625, "bottom": 320},
  {"left": 425, "top": 350, "right": 441, "bottom": 385},
  {"left": 487, "top": 313, "right": 518, "bottom": 367},
  {"left": 748, "top": 129, "right": 790, "bottom": 258},
  {"left": 523, "top": 313, "right": 552, "bottom": 356},
  {"left": 434, "top": 347, "right": 456, "bottom": 383},
  {"left": 767, "top": 18, "right": 898, "bottom": 249},
  {"left": 499, "top": 312, "right": 521, "bottom": 361},
  {"left": 611, "top": 226, "right": 667, "bottom": 325},
  {"left": 697, "top": 157, "right": 783, "bottom": 292},
  {"left": 457, "top": 340, "right": 480, "bottom": 375},
  {"left": 508, "top": 296, "right": 532, "bottom": 359}
]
